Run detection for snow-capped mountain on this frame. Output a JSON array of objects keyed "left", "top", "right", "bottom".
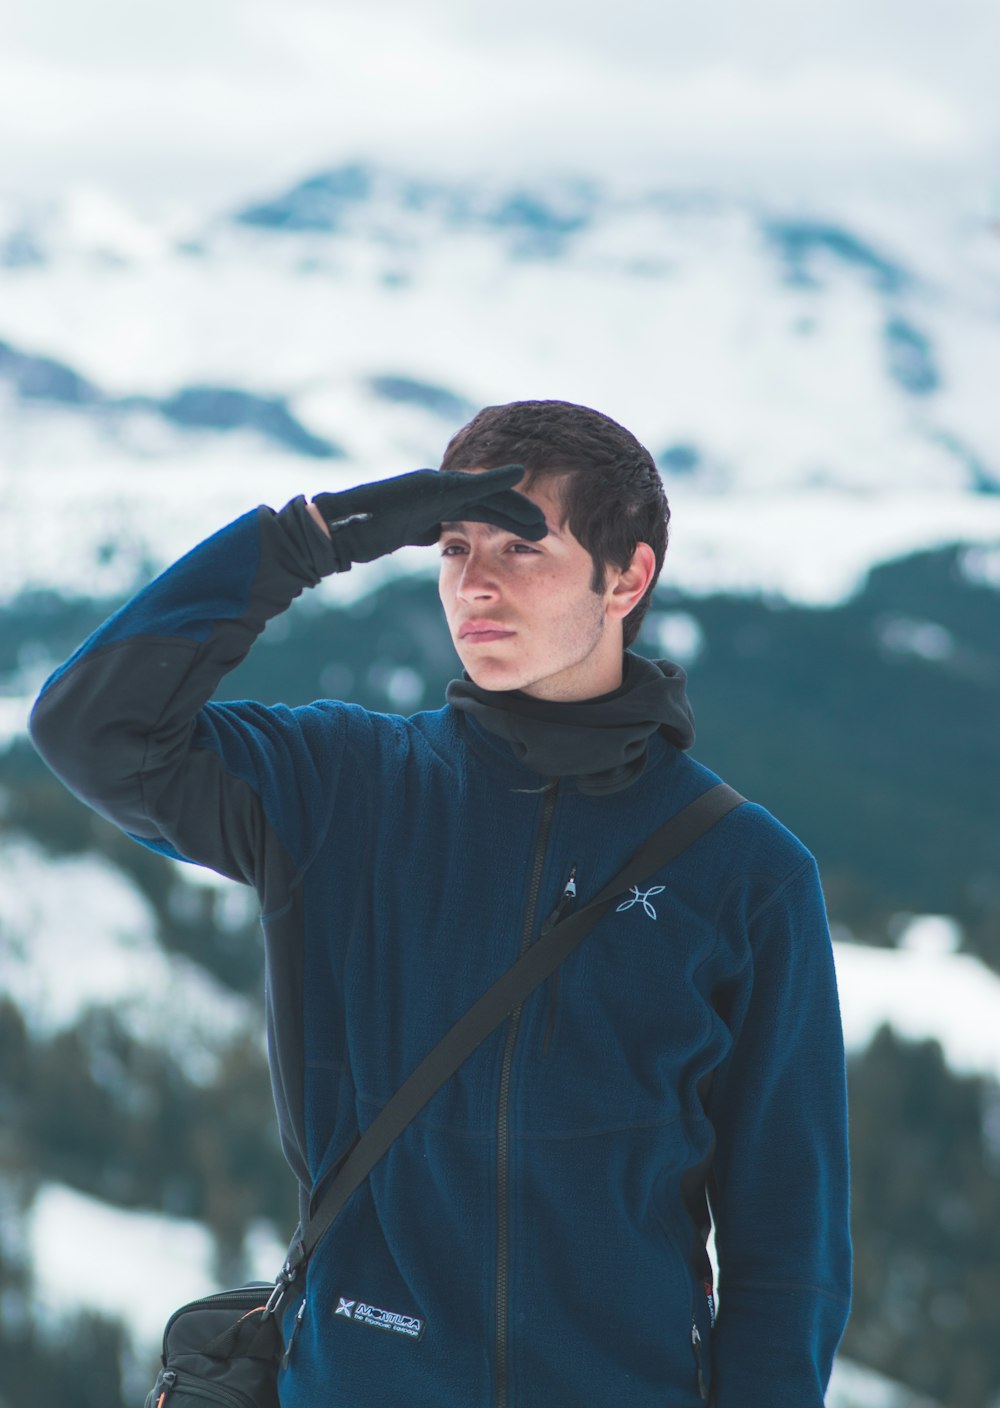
[{"left": 1, "top": 161, "right": 999, "bottom": 606}]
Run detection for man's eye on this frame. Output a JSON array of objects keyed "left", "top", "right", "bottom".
[
  {"left": 440, "top": 543, "right": 466, "bottom": 555},
  {"left": 509, "top": 543, "right": 538, "bottom": 553}
]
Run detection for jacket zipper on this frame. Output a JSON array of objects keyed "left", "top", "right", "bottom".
[
  {"left": 691, "top": 1320, "right": 709, "bottom": 1400},
  {"left": 691, "top": 1276, "right": 713, "bottom": 1402},
  {"left": 538, "top": 863, "right": 577, "bottom": 1059},
  {"left": 282, "top": 1297, "right": 307, "bottom": 1368},
  {"left": 495, "top": 781, "right": 559, "bottom": 1408}
]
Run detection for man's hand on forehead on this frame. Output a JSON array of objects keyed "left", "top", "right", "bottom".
[{"left": 309, "top": 464, "right": 548, "bottom": 571}]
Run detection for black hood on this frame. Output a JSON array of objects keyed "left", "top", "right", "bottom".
[{"left": 445, "top": 651, "right": 695, "bottom": 795}]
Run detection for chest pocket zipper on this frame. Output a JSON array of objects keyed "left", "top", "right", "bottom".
[{"left": 537, "top": 864, "right": 577, "bottom": 1058}]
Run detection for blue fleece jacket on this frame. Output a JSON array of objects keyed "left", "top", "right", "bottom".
[{"left": 29, "top": 498, "right": 851, "bottom": 1408}]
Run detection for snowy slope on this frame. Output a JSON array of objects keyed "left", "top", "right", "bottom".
[
  {"left": 835, "top": 918, "right": 1000, "bottom": 1081},
  {"left": 0, "top": 839, "right": 256, "bottom": 1082},
  {"left": 23, "top": 1182, "right": 285, "bottom": 1353},
  {"left": 827, "top": 1357, "right": 943, "bottom": 1408},
  {"left": 1, "top": 165, "right": 1000, "bottom": 605}
]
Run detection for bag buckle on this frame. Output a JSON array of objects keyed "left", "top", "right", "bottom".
[{"left": 262, "top": 1240, "right": 306, "bottom": 1319}]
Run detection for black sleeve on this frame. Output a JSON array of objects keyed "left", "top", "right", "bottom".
[{"left": 29, "top": 496, "right": 344, "bottom": 902}]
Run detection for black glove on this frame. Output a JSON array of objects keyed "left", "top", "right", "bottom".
[{"left": 312, "top": 464, "right": 547, "bottom": 571}]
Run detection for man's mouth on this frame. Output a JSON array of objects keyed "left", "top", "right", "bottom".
[{"left": 458, "top": 621, "right": 515, "bottom": 642}]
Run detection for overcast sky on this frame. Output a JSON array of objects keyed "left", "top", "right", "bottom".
[{"left": 1, "top": 0, "right": 999, "bottom": 213}]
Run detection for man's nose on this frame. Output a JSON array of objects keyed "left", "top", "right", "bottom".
[{"left": 456, "top": 548, "right": 499, "bottom": 600}]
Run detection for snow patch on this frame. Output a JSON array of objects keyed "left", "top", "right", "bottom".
[
  {"left": 0, "top": 840, "right": 255, "bottom": 1081},
  {"left": 833, "top": 931, "right": 1000, "bottom": 1080},
  {"left": 647, "top": 610, "right": 706, "bottom": 667},
  {"left": 828, "top": 1355, "right": 942, "bottom": 1407},
  {"left": 895, "top": 914, "right": 962, "bottom": 956},
  {"left": 877, "top": 617, "right": 956, "bottom": 663},
  {"left": 961, "top": 542, "right": 1000, "bottom": 591},
  {"left": 0, "top": 693, "right": 32, "bottom": 748},
  {"left": 59, "top": 185, "right": 173, "bottom": 264},
  {"left": 669, "top": 491, "right": 1000, "bottom": 604},
  {"left": 24, "top": 1182, "right": 285, "bottom": 1353}
]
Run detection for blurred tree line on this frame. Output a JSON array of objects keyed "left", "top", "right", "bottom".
[
  {"left": 5, "top": 1006, "right": 997, "bottom": 1408},
  {"left": 1, "top": 543, "right": 998, "bottom": 1407}
]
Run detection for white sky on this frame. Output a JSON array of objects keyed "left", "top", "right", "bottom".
[{"left": 1, "top": 0, "right": 999, "bottom": 212}]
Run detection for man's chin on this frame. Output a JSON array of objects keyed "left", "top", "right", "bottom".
[{"left": 460, "top": 659, "right": 530, "bottom": 694}]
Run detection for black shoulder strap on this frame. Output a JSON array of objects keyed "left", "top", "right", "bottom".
[{"left": 270, "top": 782, "right": 746, "bottom": 1305}]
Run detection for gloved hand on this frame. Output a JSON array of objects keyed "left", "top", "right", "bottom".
[{"left": 311, "top": 464, "right": 547, "bottom": 572}]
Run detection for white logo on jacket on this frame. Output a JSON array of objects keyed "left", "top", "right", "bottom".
[
  {"left": 616, "top": 884, "right": 666, "bottom": 919},
  {"left": 334, "top": 1295, "right": 426, "bottom": 1340}
]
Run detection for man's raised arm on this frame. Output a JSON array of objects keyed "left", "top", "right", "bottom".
[
  {"left": 29, "top": 468, "right": 545, "bottom": 891},
  {"left": 29, "top": 497, "right": 343, "bottom": 888}
]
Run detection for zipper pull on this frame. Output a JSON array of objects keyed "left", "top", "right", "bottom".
[
  {"left": 691, "top": 1322, "right": 708, "bottom": 1400},
  {"left": 153, "top": 1370, "right": 177, "bottom": 1408},
  {"left": 539, "top": 866, "right": 578, "bottom": 1058},
  {"left": 539, "top": 864, "right": 578, "bottom": 936},
  {"left": 281, "top": 1298, "right": 307, "bottom": 1369}
]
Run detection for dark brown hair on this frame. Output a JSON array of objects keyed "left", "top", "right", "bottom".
[{"left": 440, "top": 399, "right": 669, "bottom": 648}]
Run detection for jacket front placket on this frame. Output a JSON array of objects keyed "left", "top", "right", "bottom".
[{"left": 493, "top": 777, "right": 559, "bottom": 1408}]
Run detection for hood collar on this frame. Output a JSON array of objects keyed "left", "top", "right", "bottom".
[{"left": 445, "top": 651, "right": 695, "bottom": 795}]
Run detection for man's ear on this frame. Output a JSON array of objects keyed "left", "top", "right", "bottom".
[{"left": 607, "top": 543, "right": 657, "bottom": 621}]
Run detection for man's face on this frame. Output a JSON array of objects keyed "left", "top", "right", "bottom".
[{"left": 437, "top": 473, "right": 627, "bottom": 701}]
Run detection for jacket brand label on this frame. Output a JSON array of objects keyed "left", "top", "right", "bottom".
[
  {"left": 616, "top": 883, "right": 666, "bottom": 919},
  {"left": 334, "top": 1296, "right": 426, "bottom": 1341}
]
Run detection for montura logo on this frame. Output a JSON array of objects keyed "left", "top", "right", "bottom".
[
  {"left": 616, "top": 884, "right": 666, "bottom": 919},
  {"left": 333, "top": 1295, "right": 426, "bottom": 1341}
]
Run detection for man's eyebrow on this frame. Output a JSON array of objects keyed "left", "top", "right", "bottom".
[{"left": 439, "top": 520, "right": 560, "bottom": 537}]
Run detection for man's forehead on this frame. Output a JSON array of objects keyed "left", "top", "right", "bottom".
[{"left": 439, "top": 517, "right": 562, "bottom": 538}]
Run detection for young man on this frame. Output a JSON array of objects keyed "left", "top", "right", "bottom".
[{"left": 29, "top": 399, "right": 851, "bottom": 1407}]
